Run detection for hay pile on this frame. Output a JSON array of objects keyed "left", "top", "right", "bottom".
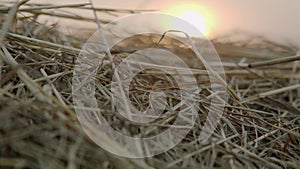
[{"left": 1, "top": 1, "right": 300, "bottom": 169}]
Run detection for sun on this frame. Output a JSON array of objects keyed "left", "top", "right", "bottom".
[{"left": 162, "top": 2, "right": 215, "bottom": 37}]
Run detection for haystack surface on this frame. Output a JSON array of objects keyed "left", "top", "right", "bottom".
[{"left": 0, "top": 1, "right": 299, "bottom": 169}]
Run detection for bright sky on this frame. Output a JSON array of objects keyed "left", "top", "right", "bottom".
[{"left": 18, "top": 0, "right": 300, "bottom": 46}]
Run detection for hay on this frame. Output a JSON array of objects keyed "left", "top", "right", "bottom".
[{"left": 1, "top": 1, "right": 300, "bottom": 169}]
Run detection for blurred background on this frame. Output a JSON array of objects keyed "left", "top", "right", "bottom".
[{"left": 18, "top": 0, "right": 300, "bottom": 47}]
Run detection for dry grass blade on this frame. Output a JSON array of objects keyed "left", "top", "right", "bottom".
[
  {"left": 0, "top": 3, "right": 91, "bottom": 12},
  {"left": 241, "top": 83, "right": 300, "bottom": 103},
  {"left": 249, "top": 54, "right": 300, "bottom": 68},
  {"left": 7, "top": 32, "right": 82, "bottom": 53}
]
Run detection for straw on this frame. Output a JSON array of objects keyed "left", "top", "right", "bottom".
[{"left": 0, "top": 1, "right": 299, "bottom": 169}]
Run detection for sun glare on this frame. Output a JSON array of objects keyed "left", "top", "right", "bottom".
[{"left": 163, "top": 3, "right": 215, "bottom": 37}]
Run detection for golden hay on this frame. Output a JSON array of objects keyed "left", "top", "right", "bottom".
[{"left": 0, "top": 1, "right": 299, "bottom": 169}]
